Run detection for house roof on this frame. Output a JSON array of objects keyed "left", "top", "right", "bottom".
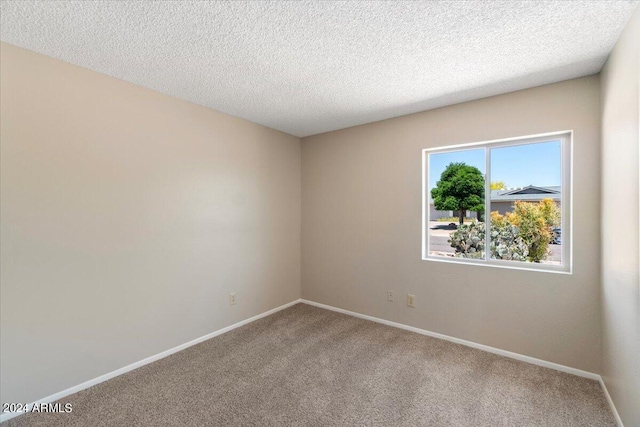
[
  {"left": 491, "top": 186, "right": 561, "bottom": 202},
  {"left": 429, "top": 185, "right": 561, "bottom": 204}
]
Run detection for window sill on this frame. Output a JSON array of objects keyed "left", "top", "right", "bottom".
[{"left": 422, "top": 255, "right": 572, "bottom": 274}]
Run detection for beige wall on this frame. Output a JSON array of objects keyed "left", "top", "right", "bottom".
[
  {"left": 4, "top": 19, "right": 637, "bottom": 417},
  {"left": 302, "top": 76, "right": 602, "bottom": 373},
  {"left": 0, "top": 43, "right": 301, "bottom": 405},
  {"left": 600, "top": 7, "right": 640, "bottom": 426}
]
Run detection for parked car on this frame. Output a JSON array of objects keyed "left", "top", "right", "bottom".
[{"left": 551, "top": 227, "right": 561, "bottom": 244}]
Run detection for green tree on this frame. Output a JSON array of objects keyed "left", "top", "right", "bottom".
[
  {"left": 491, "top": 181, "right": 507, "bottom": 190},
  {"left": 431, "top": 162, "right": 485, "bottom": 225}
]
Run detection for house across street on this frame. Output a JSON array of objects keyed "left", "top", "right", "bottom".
[{"left": 429, "top": 185, "right": 561, "bottom": 219}]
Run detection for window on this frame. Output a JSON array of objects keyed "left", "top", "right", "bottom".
[{"left": 422, "top": 131, "right": 571, "bottom": 273}]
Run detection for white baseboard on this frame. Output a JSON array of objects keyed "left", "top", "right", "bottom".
[
  {"left": 3, "top": 298, "right": 623, "bottom": 426},
  {"left": 599, "top": 377, "right": 625, "bottom": 427},
  {"left": 300, "top": 299, "right": 599, "bottom": 379},
  {"left": 0, "top": 298, "right": 302, "bottom": 424},
  {"left": 301, "top": 299, "right": 625, "bottom": 426}
]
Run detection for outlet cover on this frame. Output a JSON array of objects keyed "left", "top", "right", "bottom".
[
  {"left": 387, "top": 290, "right": 395, "bottom": 302},
  {"left": 407, "top": 294, "right": 415, "bottom": 308},
  {"left": 229, "top": 292, "right": 236, "bottom": 306}
]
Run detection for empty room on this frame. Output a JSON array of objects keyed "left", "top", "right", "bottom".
[{"left": 1, "top": 1, "right": 639, "bottom": 426}]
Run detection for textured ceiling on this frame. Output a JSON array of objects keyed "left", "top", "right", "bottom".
[{"left": 1, "top": 1, "right": 638, "bottom": 137}]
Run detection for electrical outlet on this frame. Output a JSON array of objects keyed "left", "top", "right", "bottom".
[
  {"left": 229, "top": 292, "right": 236, "bottom": 306},
  {"left": 407, "top": 294, "right": 415, "bottom": 308},
  {"left": 387, "top": 290, "right": 395, "bottom": 302}
]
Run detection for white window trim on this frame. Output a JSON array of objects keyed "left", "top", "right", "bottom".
[{"left": 422, "top": 130, "right": 573, "bottom": 274}]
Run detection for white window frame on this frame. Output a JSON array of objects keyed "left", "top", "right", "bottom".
[{"left": 422, "top": 130, "right": 572, "bottom": 274}]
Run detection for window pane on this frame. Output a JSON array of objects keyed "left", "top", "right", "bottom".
[
  {"left": 428, "top": 148, "right": 485, "bottom": 259},
  {"left": 489, "top": 141, "right": 562, "bottom": 265}
]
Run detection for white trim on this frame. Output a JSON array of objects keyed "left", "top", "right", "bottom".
[
  {"left": 419, "top": 256, "right": 572, "bottom": 274},
  {"left": 484, "top": 145, "right": 491, "bottom": 261},
  {"left": 4, "top": 298, "right": 622, "bottom": 425},
  {"left": 567, "top": 129, "right": 574, "bottom": 276},
  {"left": 0, "top": 299, "right": 302, "bottom": 423},
  {"left": 422, "top": 130, "right": 572, "bottom": 274},
  {"left": 300, "top": 299, "right": 599, "bottom": 380},
  {"left": 599, "top": 377, "right": 625, "bottom": 427},
  {"left": 421, "top": 149, "right": 427, "bottom": 259},
  {"left": 422, "top": 129, "right": 572, "bottom": 153},
  {"left": 302, "top": 299, "right": 625, "bottom": 423}
]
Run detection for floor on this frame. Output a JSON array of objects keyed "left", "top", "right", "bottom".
[{"left": 4, "top": 303, "right": 615, "bottom": 426}]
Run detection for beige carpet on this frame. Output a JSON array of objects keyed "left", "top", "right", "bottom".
[{"left": 4, "top": 303, "right": 615, "bottom": 426}]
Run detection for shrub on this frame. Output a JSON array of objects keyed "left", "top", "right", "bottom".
[
  {"left": 448, "top": 221, "right": 484, "bottom": 259},
  {"left": 537, "top": 198, "right": 561, "bottom": 228},
  {"left": 448, "top": 199, "right": 560, "bottom": 262},
  {"left": 449, "top": 217, "right": 528, "bottom": 261},
  {"left": 504, "top": 199, "right": 560, "bottom": 262},
  {"left": 489, "top": 214, "right": 528, "bottom": 261}
]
